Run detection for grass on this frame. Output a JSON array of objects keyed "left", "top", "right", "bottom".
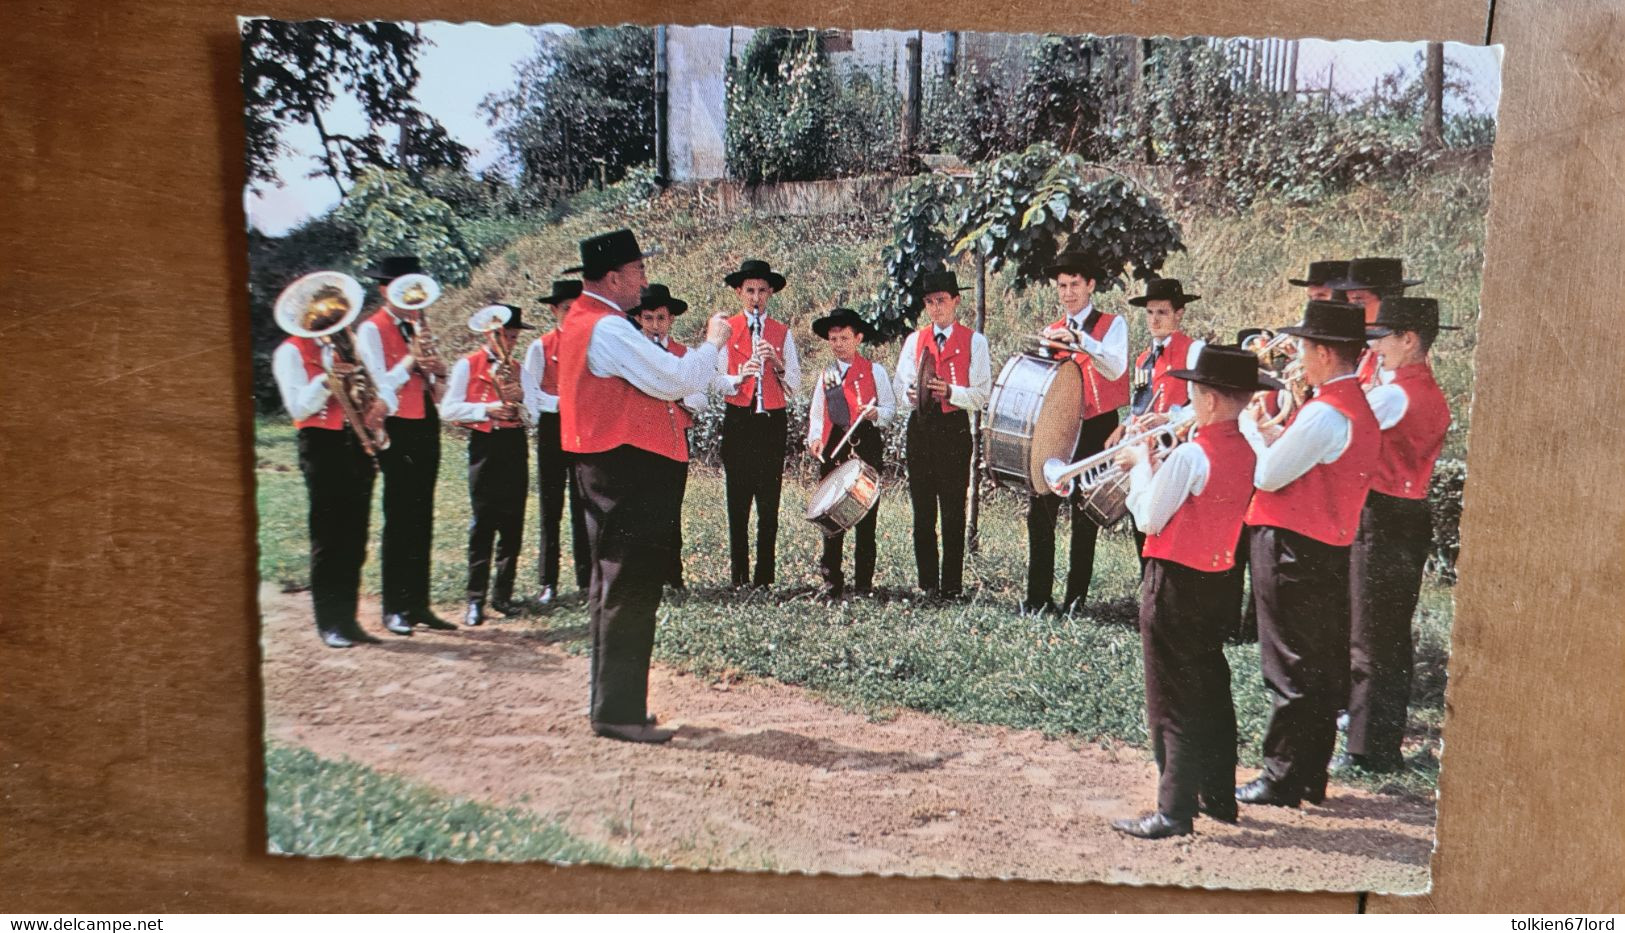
[
  {"left": 264, "top": 741, "right": 646, "bottom": 864},
  {"left": 257, "top": 415, "right": 1453, "bottom": 798}
]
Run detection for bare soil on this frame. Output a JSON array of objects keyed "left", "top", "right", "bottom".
[{"left": 261, "top": 585, "right": 1434, "bottom": 893}]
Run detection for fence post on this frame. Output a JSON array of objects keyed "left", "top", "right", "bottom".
[
  {"left": 902, "top": 34, "right": 922, "bottom": 163},
  {"left": 1422, "top": 41, "right": 1445, "bottom": 149}
]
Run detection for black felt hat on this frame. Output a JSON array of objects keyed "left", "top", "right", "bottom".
[
  {"left": 1276, "top": 300, "right": 1370, "bottom": 344},
  {"left": 563, "top": 229, "right": 653, "bottom": 279},
  {"left": 1236, "top": 327, "right": 1267, "bottom": 345},
  {"left": 723, "top": 259, "right": 786, "bottom": 291},
  {"left": 1287, "top": 260, "right": 1350, "bottom": 288},
  {"left": 1042, "top": 249, "right": 1105, "bottom": 281},
  {"left": 917, "top": 269, "right": 966, "bottom": 297},
  {"left": 1128, "top": 277, "right": 1201, "bottom": 308},
  {"left": 811, "top": 307, "right": 874, "bottom": 340},
  {"left": 1328, "top": 257, "right": 1423, "bottom": 292},
  {"left": 537, "top": 279, "right": 583, "bottom": 306},
  {"left": 1168, "top": 344, "right": 1283, "bottom": 392},
  {"left": 497, "top": 303, "right": 535, "bottom": 330},
  {"left": 631, "top": 283, "right": 689, "bottom": 317},
  {"left": 362, "top": 256, "right": 425, "bottom": 282},
  {"left": 1366, "top": 296, "right": 1460, "bottom": 338}
]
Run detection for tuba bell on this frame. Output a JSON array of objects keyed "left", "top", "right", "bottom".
[{"left": 274, "top": 271, "right": 390, "bottom": 456}]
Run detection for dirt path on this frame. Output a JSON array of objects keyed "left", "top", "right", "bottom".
[{"left": 261, "top": 585, "right": 1433, "bottom": 893}]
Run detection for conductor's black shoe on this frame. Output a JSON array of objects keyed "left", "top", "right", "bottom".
[
  {"left": 1235, "top": 776, "right": 1301, "bottom": 808},
  {"left": 464, "top": 601, "right": 485, "bottom": 627},
  {"left": 320, "top": 630, "right": 356, "bottom": 649},
  {"left": 1199, "top": 796, "right": 1239, "bottom": 824},
  {"left": 591, "top": 721, "right": 675, "bottom": 744},
  {"left": 1110, "top": 812, "right": 1193, "bottom": 839},
  {"left": 383, "top": 613, "right": 414, "bottom": 636},
  {"left": 411, "top": 608, "right": 457, "bottom": 631}
]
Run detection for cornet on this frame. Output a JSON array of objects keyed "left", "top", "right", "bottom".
[
  {"left": 1242, "top": 329, "right": 1304, "bottom": 430},
  {"left": 274, "top": 271, "right": 390, "bottom": 457},
  {"left": 1042, "top": 408, "right": 1195, "bottom": 498}
]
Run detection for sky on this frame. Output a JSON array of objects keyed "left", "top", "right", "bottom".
[{"left": 242, "top": 24, "right": 1503, "bottom": 237}]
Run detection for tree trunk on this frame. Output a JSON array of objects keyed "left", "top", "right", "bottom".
[{"left": 1422, "top": 41, "right": 1445, "bottom": 149}]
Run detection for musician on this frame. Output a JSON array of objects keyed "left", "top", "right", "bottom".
[
  {"left": 1287, "top": 260, "right": 1350, "bottom": 302},
  {"left": 355, "top": 256, "right": 456, "bottom": 635},
  {"left": 442, "top": 305, "right": 534, "bottom": 626},
  {"left": 892, "top": 270, "right": 992, "bottom": 600},
  {"left": 714, "top": 259, "right": 802, "bottom": 589},
  {"left": 1327, "top": 257, "right": 1423, "bottom": 387},
  {"left": 807, "top": 308, "right": 897, "bottom": 599},
  {"left": 1128, "top": 277, "right": 1206, "bottom": 418},
  {"left": 630, "top": 283, "right": 711, "bottom": 590},
  {"left": 1109, "top": 346, "right": 1277, "bottom": 839},
  {"left": 272, "top": 273, "right": 394, "bottom": 647},
  {"left": 1235, "top": 300, "right": 1380, "bottom": 808},
  {"left": 1340, "top": 297, "right": 1457, "bottom": 773},
  {"left": 522, "top": 279, "right": 591, "bottom": 606},
  {"left": 558, "top": 229, "right": 733, "bottom": 743},
  {"left": 1027, "top": 249, "right": 1129, "bottom": 616}
]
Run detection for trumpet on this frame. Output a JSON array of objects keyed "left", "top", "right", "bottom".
[
  {"left": 1242, "top": 329, "right": 1305, "bottom": 430},
  {"left": 1041, "top": 408, "right": 1195, "bottom": 498},
  {"left": 274, "top": 271, "right": 390, "bottom": 457}
]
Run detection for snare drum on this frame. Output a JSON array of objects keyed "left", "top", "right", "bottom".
[
  {"left": 806, "top": 459, "right": 882, "bottom": 537},
  {"left": 984, "top": 354, "right": 1084, "bottom": 495}
]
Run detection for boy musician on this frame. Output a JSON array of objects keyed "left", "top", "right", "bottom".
[
  {"left": 714, "top": 259, "right": 802, "bottom": 589},
  {"left": 1027, "top": 249, "right": 1128, "bottom": 616},
  {"left": 807, "top": 308, "right": 897, "bottom": 599},
  {"left": 1287, "top": 260, "right": 1350, "bottom": 302},
  {"left": 355, "top": 256, "right": 455, "bottom": 635},
  {"left": 558, "top": 229, "right": 733, "bottom": 744},
  {"left": 442, "top": 304, "right": 534, "bottom": 627},
  {"left": 272, "top": 273, "right": 394, "bottom": 647},
  {"left": 631, "top": 283, "right": 711, "bottom": 589},
  {"left": 1110, "top": 346, "right": 1277, "bottom": 838},
  {"left": 891, "top": 270, "right": 992, "bottom": 599},
  {"left": 522, "top": 279, "right": 590, "bottom": 606},
  {"left": 1340, "top": 297, "right": 1457, "bottom": 773},
  {"left": 1236, "top": 301, "right": 1380, "bottom": 808},
  {"left": 1327, "top": 257, "right": 1423, "bottom": 387}
]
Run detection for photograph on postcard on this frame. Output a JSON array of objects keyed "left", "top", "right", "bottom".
[{"left": 243, "top": 18, "right": 1500, "bottom": 892}]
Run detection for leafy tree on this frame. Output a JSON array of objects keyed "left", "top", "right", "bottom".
[
  {"left": 481, "top": 27, "right": 655, "bottom": 194},
  {"left": 332, "top": 168, "right": 475, "bottom": 286},
  {"left": 247, "top": 216, "right": 359, "bottom": 413},
  {"left": 241, "top": 19, "right": 469, "bottom": 196}
]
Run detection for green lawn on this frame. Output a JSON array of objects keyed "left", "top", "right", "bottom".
[{"left": 258, "top": 416, "right": 1452, "bottom": 797}]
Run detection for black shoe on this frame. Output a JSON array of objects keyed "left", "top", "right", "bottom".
[
  {"left": 1110, "top": 812, "right": 1193, "bottom": 839},
  {"left": 491, "top": 596, "right": 526, "bottom": 617},
  {"left": 320, "top": 630, "right": 355, "bottom": 649},
  {"left": 1019, "top": 599, "right": 1060, "bottom": 617},
  {"left": 939, "top": 588, "right": 964, "bottom": 601},
  {"left": 1332, "top": 753, "right": 1403, "bottom": 775},
  {"left": 1236, "top": 776, "right": 1301, "bottom": 808},
  {"left": 591, "top": 721, "right": 675, "bottom": 744},
  {"left": 1199, "top": 796, "right": 1239, "bottom": 824},
  {"left": 410, "top": 608, "right": 457, "bottom": 631},
  {"left": 535, "top": 585, "right": 556, "bottom": 607},
  {"left": 464, "top": 601, "right": 484, "bottom": 627},
  {"left": 344, "top": 624, "right": 383, "bottom": 645},
  {"left": 383, "top": 613, "right": 413, "bottom": 636}
]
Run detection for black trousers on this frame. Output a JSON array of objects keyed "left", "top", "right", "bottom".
[
  {"left": 1222, "top": 525, "right": 1260, "bottom": 643},
  {"left": 1139, "top": 558, "right": 1239, "bottom": 820},
  {"left": 720, "top": 405, "right": 787, "bottom": 587},
  {"left": 297, "top": 428, "right": 376, "bottom": 636},
  {"left": 1347, "top": 492, "right": 1431, "bottom": 766},
  {"left": 818, "top": 422, "right": 884, "bottom": 595},
  {"left": 1026, "top": 410, "right": 1120, "bottom": 610},
  {"left": 1250, "top": 525, "right": 1352, "bottom": 797},
  {"left": 376, "top": 413, "right": 440, "bottom": 614},
  {"left": 535, "top": 411, "right": 590, "bottom": 590},
  {"left": 668, "top": 461, "right": 689, "bottom": 587},
  {"left": 906, "top": 409, "right": 972, "bottom": 596},
  {"left": 466, "top": 427, "right": 528, "bottom": 604},
  {"left": 575, "top": 446, "right": 685, "bottom": 726}
]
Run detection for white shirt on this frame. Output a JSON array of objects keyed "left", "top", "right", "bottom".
[
  {"left": 520, "top": 336, "right": 559, "bottom": 420},
  {"left": 1364, "top": 367, "right": 1409, "bottom": 430},
  {"left": 1241, "top": 374, "right": 1357, "bottom": 491},
  {"left": 807, "top": 358, "right": 897, "bottom": 448},
  {"left": 583, "top": 307, "right": 722, "bottom": 402},
  {"left": 1125, "top": 437, "right": 1211, "bottom": 535},
  {"left": 1063, "top": 303, "right": 1129, "bottom": 380},
  {"left": 439, "top": 354, "right": 509, "bottom": 425},
  {"left": 892, "top": 324, "right": 993, "bottom": 413},
  {"left": 355, "top": 309, "right": 429, "bottom": 416},
  {"left": 715, "top": 310, "right": 802, "bottom": 412},
  {"left": 273, "top": 339, "right": 398, "bottom": 422},
  {"left": 650, "top": 334, "right": 711, "bottom": 414}
]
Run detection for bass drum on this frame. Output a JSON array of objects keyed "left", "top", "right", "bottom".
[
  {"left": 806, "top": 458, "right": 882, "bottom": 537},
  {"left": 984, "top": 353, "right": 1084, "bottom": 496}
]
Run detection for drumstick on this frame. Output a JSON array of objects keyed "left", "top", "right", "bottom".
[{"left": 825, "top": 401, "right": 878, "bottom": 463}]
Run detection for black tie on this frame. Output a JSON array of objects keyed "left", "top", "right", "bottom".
[
  {"left": 397, "top": 320, "right": 415, "bottom": 343},
  {"left": 1147, "top": 341, "right": 1164, "bottom": 368},
  {"left": 825, "top": 364, "right": 851, "bottom": 429},
  {"left": 934, "top": 331, "right": 946, "bottom": 351}
]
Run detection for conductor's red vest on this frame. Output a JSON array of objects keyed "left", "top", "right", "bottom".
[
  {"left": 363, "top": 308, "right": 432, "bottom": 419},
  {"left": 818, "top": 355, "right": 880, "bottom": 449},
  {"left": 285, "top": 336, "right": 345, "bottom": 432},
  {"left": 462, "top": 348, "right": 525, "bottom": 433},
  {"left": 1135, "top": 331, "right": 1195, "bottom": 413},
  {"left": 724, "top": 314, "right": 789, "bottom": 410},
  {"left": 913, "top": 323, "right": 972, "bottom": 414},
  {"left": 1050, "top": 310, "right": 1130, "bottom": 419},
  {"left": 1372, "top": 362, "right": 1451, "bottom": 500},
  {"left": 1244, "top": 376, "right": 1380, "bottom": 546},
  {"left": 558, "top": 295, "right": 689, "bottom": 462},
  {"left": 1143, "top": 420, "right": 1257, "bottom": 572}
]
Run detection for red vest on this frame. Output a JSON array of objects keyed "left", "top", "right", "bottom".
[
  {"left": 663, "top": 338, "right": 694, "bottom": 432},
  {"left": 818, "top": 355, "right": 880, "bottom": 449},
  {"left": 558, "top": 295, "right": 688, "bottom": 462},
  {"left": 364, "top": 308, "right": 431, "bottom": 420},
  {"left": 1356, "top": 348, "right": 1382, "bottom": 389},
  {"left": 724, "top": 314, "right": 790, "bottom": 409},
  {"left": 1135, "top": 331, "right": 1195, "bottom": 413},
  {"left": 1244, "top": 377, "right": 1381, "bottom": 546},
  {"left": 537, "top": 330, "right": 562, "bottom": 396},
  {"left": 1372, "top": 362, "right": 1451, "bottom": 500},
  {"left": 1144, "top": 420, "right": 1257, "bottom": 572},
  {"left": 462, "top": 349, "right": 524, "bottom": 433},
  {"left": 913, "top": 323, "right": 974, "bottom": 413},
  {"left": 1051, "top": 311, "right": 1130, "bottom": 419},
  {"left": 284, "top": 337, "right": 345, "bottom": 431}
]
